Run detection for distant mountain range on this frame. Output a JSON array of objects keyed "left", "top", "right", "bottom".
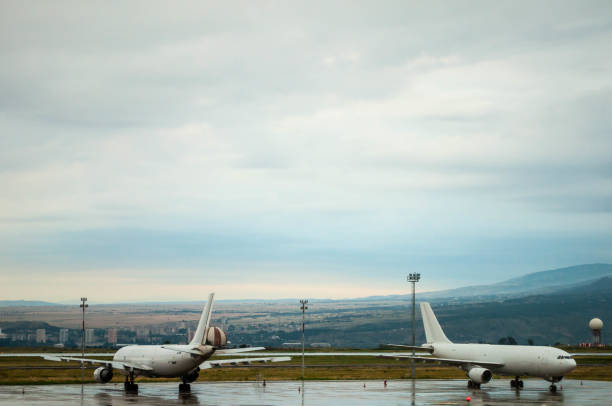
[
  {"left": 420, "top": 263, "right": 612, "bottom": 301},
  {"left": 0, "top": 300, "right": 60, "bottom": 307},
  {"left": 2, "top": 264, "right": 610, "bottom": 347},
  {"left": 419, "top": 274, "right": 612, "bottom": 345},
  {"left": 1, "top": 264, "right": 611, "bottom": 306},
  {"left": 313, "top": 263, "right": 612, "bottom": 303}
]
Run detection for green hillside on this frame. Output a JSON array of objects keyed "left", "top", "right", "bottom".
[{"left": 230, "top": 276, "right": 611, "bottom": 347}]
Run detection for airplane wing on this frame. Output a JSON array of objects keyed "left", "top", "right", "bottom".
[
  {"left": 385, "top": 344, "right": 434, "bottom": 353},
  {"left": 42, "top": 355, "right": 153, "bottom": 372},
  {"left": 379, "top": 354, "right": 504, "bottom": 369},
  {"left": 214, "top": 347, "right": 266, "bottom": 355},
  {"left": 214, "top": 351, "right": 431, "bottom": 357},
  {"left": 159, "top": 345, "right": 268, "bottom": 357},
  {"left": 201, "top": 356, "right": 291, "bottom": 369}
]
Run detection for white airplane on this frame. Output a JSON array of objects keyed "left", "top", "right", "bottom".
[
  {"left": 43, "top": 293, "right": 290, "bottom": 393},
  {"left": 385, "top": 302, "right": 576, "bottom": 392}
]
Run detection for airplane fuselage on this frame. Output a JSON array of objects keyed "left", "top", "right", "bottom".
[
  {"left": 113, "top": 345, "right": 213, "bottom": 378},
  {"left": 432, "top": 343, "right": 576, "bottom": 381}
]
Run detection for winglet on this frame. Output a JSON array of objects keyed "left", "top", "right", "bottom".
[
  {"left": 189, "top": 292, "right": 215, "bottom": 346},
  {"left": 420, "top": 302, "right": 452, "bottom": 344}
]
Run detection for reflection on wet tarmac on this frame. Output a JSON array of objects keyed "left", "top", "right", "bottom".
[
  {"left": 0, "top": 379, "right": 608, "bottom": 405},
  {"left": 90, "top": 389, "right": 200, "bottom": 405}
]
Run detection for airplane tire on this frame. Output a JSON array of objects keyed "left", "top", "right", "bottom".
[
  {"left": 179, "top": 383, "right": 191, "bottom": 393},
  {"left": 510, "top": 380, "right": 515, "bottom": 388},
  {"left": 124, "top": 383, "right": 138, "bottom": 393},
  {"left": 467, "top": 380, "right": 473, "bottom": 388},
  {"left": 550, "top": 384, "right": 557, "bottom": 393},
  {"left": 519, "top": 380, "right": 524, "bottom": 388}
]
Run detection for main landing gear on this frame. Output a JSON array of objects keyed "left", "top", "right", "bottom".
[
  {"left": 510, "top": 376, "right": 524, "bottom": 389},
  {"left": 467, "top": 380, "right": 480, "bottom": 389},
  {"left": 179, "top": 377, "right": 191, "bottom": 393},
  {"left": 549, "top": 384, "right": 557, "bottom": 393},
  {"left": 124, "top": 372, "right": 138, "bottom": 393},
  {"left": 179, "top": 368, "right": 199, "bottom": 393}
]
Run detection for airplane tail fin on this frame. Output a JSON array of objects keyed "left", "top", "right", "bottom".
[
  {"left": 189, "top": 292, "right": 215, "bottom": 347},
  {"left": 420, "top": 302, "right": 452, "bottom": 344}
]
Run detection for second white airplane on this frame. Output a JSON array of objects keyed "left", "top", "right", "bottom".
[
  {"left": 386, "top": 302, "right": 576, "bottom": 392},
  {"left": 44, "top": 293, "right": 289, "bottom": 393}
]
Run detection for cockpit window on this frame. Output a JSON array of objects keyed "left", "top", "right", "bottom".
[{"left": 557, "top": 355, "right": 573, "bottom": 359}]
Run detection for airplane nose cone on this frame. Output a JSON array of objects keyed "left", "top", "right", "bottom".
[{"left": 567, "top": 359, "right": 577, "bottom": 373}]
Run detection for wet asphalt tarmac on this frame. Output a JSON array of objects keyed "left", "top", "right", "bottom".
[{"left": 0, "top": 379, "right": 608, "bottom": 405}]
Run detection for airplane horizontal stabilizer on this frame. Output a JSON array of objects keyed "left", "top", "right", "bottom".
[{"left": 200, "top": 356, "right": 291, "bottom": 369}]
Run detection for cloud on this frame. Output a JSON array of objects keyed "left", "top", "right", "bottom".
[{"left": 1, "top": 1, "right": 611, "bottom": 301}]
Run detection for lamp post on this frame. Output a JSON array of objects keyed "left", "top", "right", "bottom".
[
  {"left": 80, "top": 297, "right": 88, "bottom": 383},
  {"left": 300, "top": 299, "right": 308, "bottom": 381},
  {"left": 407, "top": 273, "right": 420, "bottom": 379}
]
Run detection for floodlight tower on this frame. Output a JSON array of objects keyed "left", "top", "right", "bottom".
[
  {"left": 80, "top": 297, "right": 88, "bottom": 383},
  {"left": 590, "top": 318, "right": 603, "bottom": 346},
  {"left": 300, "top": 299, "right": 308, "bottom": 381},
  {"left": 407, "top": 273, "right": 420, "bottom": 379}
]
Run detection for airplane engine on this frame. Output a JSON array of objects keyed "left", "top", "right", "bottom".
[
  {"left": 207, "top": 326, "right": 227, "bottom": 347},
  {"left": 183, "top": 368, "right": 200, "bottom": 383},
  {"left": 93, "top": 366, "right": 113, "bottom": 383},
  {"left": 467, "top": 367, "right": 492, "bottom": 384}
]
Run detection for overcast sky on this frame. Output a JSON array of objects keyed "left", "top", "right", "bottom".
[{"left": 1, "top": 1, "right": 611, "bottom": 302}]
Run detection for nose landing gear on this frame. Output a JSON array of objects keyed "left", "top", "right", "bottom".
[{"left": 548, "top": 375, "right": 563, "bottom": 392}]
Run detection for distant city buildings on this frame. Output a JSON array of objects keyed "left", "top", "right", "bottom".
[
  {"left": 85, "top": 328, "right": 95, "bottom": 345},
  {"left": 1, "top": 309, "right": 312, "bottom": 348},
  {"left": 136, "top": 328, "right": 150, "bottom": 343},
  {"left": 107, "top": 328, "right": 117, "bottom": 345},
  {"left": 35, "top": 329, "right": 46, "bottom": 343},
  {"left": 59, "top": 328, "right": 69, "bottom": 344}
]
